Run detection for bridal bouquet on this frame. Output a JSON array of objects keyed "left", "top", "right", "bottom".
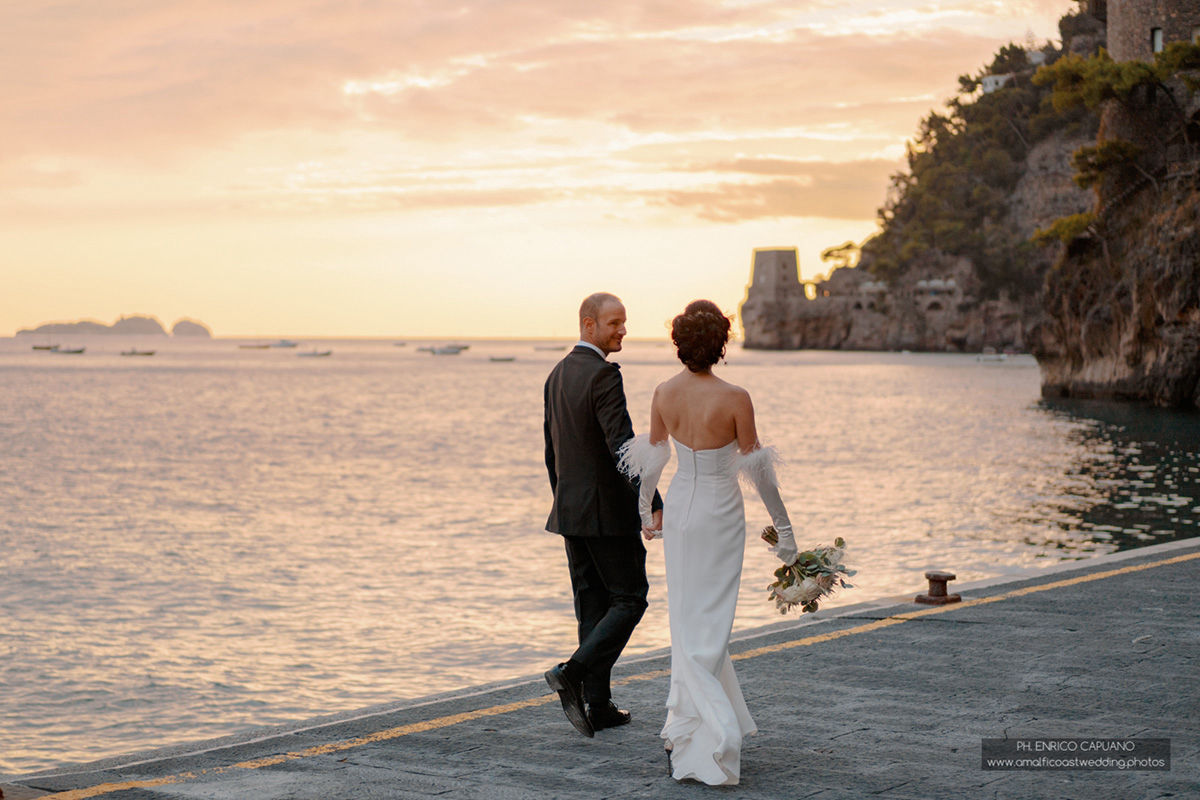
[{"left": 761, "top": 527, "right": 855, "bottom": 614}]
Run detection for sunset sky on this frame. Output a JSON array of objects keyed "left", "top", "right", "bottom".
[{"left": 2, "top": 1, "right": 1075, "bottom": 338}]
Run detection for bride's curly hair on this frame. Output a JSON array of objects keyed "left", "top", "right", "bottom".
[{"left": 672, "top": 300, "right": 731, "bottom": 372}]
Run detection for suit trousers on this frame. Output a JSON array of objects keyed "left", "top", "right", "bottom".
[{"left": 562, "top": 534, "right": 649, "bottom": 703}]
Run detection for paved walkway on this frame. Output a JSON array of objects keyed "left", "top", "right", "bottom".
[{"left": 5, "top": 539, "right": 1197, "bottom": 800}]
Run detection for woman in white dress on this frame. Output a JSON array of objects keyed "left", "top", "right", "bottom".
[{"left": 618, "top": 300, "right": 799, "bottom": 786}]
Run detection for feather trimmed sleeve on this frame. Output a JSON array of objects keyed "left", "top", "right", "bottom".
[
  {"left": 617, "top": 434, "right": 670, "bottom": 531},
  {"left": 735, "top": 445, "right": 795, "bottom": 559},
  {"left": 734, "top": 444, "right": 782, "bottom": 493}
]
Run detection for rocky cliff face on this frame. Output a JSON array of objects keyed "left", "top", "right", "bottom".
[
  {"left": 1031, "top": 59, "right": 1200, "bottom": 409},
  {"left": 740, "top": 131, "right": 1094, "bottom": 352},
  {"left": 1032, "top": 160, "right": 1200, "bottom": 407}
]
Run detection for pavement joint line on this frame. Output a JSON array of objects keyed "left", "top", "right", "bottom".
[{"left": 33, "top": 547, "right": 1200, "bottom": 800}]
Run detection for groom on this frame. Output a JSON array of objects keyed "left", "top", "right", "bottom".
[{"left": 543, "top": 292, "right": 662, "bottom": 737}]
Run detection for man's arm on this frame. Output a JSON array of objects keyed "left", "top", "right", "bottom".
[
  {"left": 543, "top": 378, "right": 557, "bottom": 492},
  {"left": 593, "top": 365, "right": 663, "bottom": 512}
]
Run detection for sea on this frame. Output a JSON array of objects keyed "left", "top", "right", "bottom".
[{"left": 2, "top": 336, "right": 1199, "bottom": 775}]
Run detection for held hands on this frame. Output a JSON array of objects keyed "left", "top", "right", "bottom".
[{"left": 642, "top": 509, "right": 663, "bottom": 540}]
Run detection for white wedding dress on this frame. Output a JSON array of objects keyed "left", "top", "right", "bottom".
[{"left": 619, "top": 435, "right": 794, "bottom": 786}]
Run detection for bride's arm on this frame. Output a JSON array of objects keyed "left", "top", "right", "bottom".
[
  {"left": 734, "top": 389, "right": 799, "bottom": 565},
  {"left": 617, "top": 387, "right": 670, "bottom": 538}
]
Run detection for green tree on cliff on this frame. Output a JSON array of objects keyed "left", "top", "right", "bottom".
[
  {"left": 861, "top": 32, "right": 1097, "bottom": 298},
  {"left": 1031, "top": 41, "right": 1200, "bottom": 245}
]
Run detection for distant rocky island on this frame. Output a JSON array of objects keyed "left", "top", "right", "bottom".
[{"left": 17, "top": 315, "right": 213, "bottom": 337}]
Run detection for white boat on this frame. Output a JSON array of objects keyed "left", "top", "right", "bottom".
[
  {"left": 52, "top": 346, "right": 85, "bottom": 354},
  {"left": 976, "top": 347, "right": 1007, "bottom": 362},
  {"left": 298, "top": 349, "right": 332, "bottom": 357},
  {"left": 271, "top": 339, "right": 299, "bottom": 348},
  {"left": 430, "top": 345, "right": 464, "bottom": 355}
]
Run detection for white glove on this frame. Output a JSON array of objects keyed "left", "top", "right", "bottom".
[
  {"left": 738, "top": 445, "right": 798, "bottom": 564},
  {"left": 769, "top": 523, "right": 799, "bottom": 565}
]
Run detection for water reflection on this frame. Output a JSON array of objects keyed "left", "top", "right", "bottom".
[{"left": 1029, "top": 398, "right": 1200, "bottom": 552}]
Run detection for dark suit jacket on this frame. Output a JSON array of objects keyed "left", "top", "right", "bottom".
[{"left": 544, "top": 345, "right": 661, "bottom": 537}]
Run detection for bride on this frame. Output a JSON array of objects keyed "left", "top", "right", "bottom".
[{"left": 619, "top": 299, "right": 798, "bottom": 786}]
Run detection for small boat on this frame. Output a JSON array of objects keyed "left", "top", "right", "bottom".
[
  {"left": 534, "top": 345, "right": 567, "bottom": 351},
  {"left": 393, "top": 342, "right": 407, "bottom": 347},
  {"left": 238, "top": 343, "right": 271, "bottom": 349},
  {"left": 52, "top": 346, "right": 85, "bottom": 354},
  {"left": 976, "top": 347, "right": 1007, "bottom": 362},
  {"left": 430, "top": 345, "right": 465, "bottom": 355},
  {"left": 121, "top": 349, "right": 156, "bottom": 357},
  {"left": 32, "top": 344, "right": 59, "bottom": 351},
  {"left": 298, "top": 349, "right": 332, "bottom": 357},
  {"left": 270, "top": 339, "right": 299, "bottom": 348},
  {"left": 489, "top": 356, "right": 516, "bottom": 362}
]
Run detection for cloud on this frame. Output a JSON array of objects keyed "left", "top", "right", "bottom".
[
  {"left": 0, "top": 0, "right": 1075, "bottom": 229},
  {"left": 657, "top": 159, "right": 900, "bottom": 222}
]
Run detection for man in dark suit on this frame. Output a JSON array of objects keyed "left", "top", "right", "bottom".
[{"left": 543, "top": 292, "right": 662, "bottom": 738}]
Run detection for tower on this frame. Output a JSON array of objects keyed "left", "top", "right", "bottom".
[{"left": 739, "top": 248, "right": 806, "bottom": 349}]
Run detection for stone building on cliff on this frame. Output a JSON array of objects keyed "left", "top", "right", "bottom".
[{"left": 1101, "top": 0, "right": 1200, "bottom": 62}]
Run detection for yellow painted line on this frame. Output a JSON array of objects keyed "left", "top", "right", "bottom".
[
  {"left": 41, "top": 548, "right": 1200, "bottom": 799},
  {"left": 732, "top": 549, "right": 1200, "bottom": 660}
]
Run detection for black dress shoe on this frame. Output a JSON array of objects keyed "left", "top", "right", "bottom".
[
  {"left": 544, "top": 663, "right": 594, "bottom": 738},
  {"left": 587, "top": 700, "right": 632, "bottom": 730}
]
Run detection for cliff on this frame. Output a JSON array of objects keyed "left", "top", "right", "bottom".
[
  {"left": 740, "top": 12, "right": 1105, "bottom": 353},
  {"left": 1031, "top": 48, "right": 1200, "bottom": 407},
  {"left": 1033, "top": 180, "right": 1200, "bottom": 405},
  {"left": 740, "top": 128, "right": 1095, "bottom": 352}
]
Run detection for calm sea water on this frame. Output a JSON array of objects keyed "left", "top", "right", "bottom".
[{"left": 2, "top": 337, "right": 1198, "bottom": 775}]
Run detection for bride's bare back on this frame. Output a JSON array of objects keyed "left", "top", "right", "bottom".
[{"left": 649, "top": 368, "right": 758, "bottom": 453}]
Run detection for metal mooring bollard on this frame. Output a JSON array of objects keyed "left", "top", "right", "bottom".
[{"left": 915, "top": 570, "right": 961, "bottom": 605}]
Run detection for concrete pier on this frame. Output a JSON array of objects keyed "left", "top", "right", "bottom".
[{"left": 5, "top": 539, "right": 1197, "bottom": 799}]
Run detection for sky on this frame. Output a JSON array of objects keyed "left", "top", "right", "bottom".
[{"left": 2, "top": 0, "right": 1077, "bottom": 338}]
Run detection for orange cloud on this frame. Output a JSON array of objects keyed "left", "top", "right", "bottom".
[
  {"left": 658, "top": 159, "right": 900, "bottom": 222},
  {"left": 0, "top": 0, "right": 1075, "bottom": 224}
]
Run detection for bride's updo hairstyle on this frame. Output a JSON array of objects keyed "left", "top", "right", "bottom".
[{"left": 672, "top": 300, "right": 731, "bottom": 373}]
